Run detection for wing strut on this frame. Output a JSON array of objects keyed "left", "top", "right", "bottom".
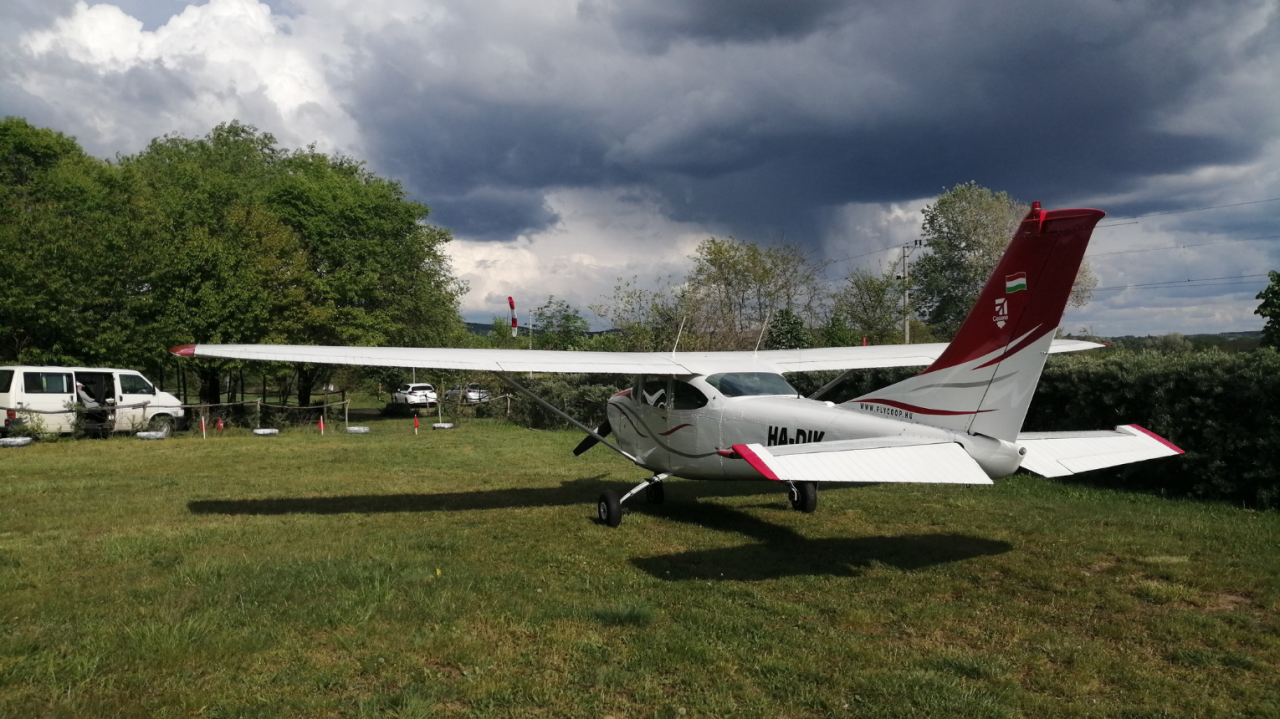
[{"left": 494, "top": 373, "right": 639, "bottom": 464}]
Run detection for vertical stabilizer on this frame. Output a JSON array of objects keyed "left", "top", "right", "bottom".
[{"left": 851, "top": 203, "right": 1105, "bottom": 442}]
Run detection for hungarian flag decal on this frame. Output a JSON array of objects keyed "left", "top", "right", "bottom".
[{"left": 1005, "top": 272, "right": 1028, "bottom": 293}]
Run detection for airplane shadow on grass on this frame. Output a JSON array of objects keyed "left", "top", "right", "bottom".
[
  {"left": 627, "top": 500, "right": 1012, "bottom": 581},
  {"left": 188, "top": 478, "right": 1011, "bottom": 581}
]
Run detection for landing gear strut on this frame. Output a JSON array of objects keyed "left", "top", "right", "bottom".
[
  {"left": 597, "top": 473, "right": 668, "bottom": 528},
  {"left": 788, "top": 481, "right": 818, "bottom": 513}
]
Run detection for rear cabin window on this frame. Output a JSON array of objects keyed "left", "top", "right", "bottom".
[
  {"left": 24, "top": 372, "right": 73, "bottom": 394},
  {"left": 672, "top": 380, "right": 709, "bottom": 410},
  {"left": 0, "top": 369, "right": 13, "bottom": 393},
  {"left": 704, "top": 372, "right": 797, "bottom": 398},
  {"left": 120, "top": 374, "right": 155, "bottom": 394}
]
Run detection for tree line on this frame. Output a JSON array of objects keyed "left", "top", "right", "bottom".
[
  {"left": 501, "top": 181, "right": 1098, "bottom": 352},
  {"left": 0, "top": 117, "right": 465, "bottom": 404}
]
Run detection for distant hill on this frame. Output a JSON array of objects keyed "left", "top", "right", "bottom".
[{"left": 1068, "top": 330, "right": 1264, "bottom": 353}]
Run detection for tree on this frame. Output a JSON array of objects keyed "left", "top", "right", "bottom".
[
  {"left": 833, "top": 268, "right": 906, "bottom": 345},
  {"left": 762, "top": 308, "right": 813, "bottom": 350},
  {"left": 531, "top": 296, "right": 589, "bottom": 350},
  {"left": 911, "top": 182, "right": 1096, "bottom": 339},
  {"left": 1257, "top": 270, "right": 1280, "bottom": 349}
]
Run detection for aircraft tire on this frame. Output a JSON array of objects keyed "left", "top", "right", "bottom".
[
  {"left": 790, "top": 482, "right": 818, "bottom": 513},
  {"left": 598, "top": 490, "right": 622, "bottom": 527},
  {"left": 645, "top": 482, "right": 664, "bottom": 505}
]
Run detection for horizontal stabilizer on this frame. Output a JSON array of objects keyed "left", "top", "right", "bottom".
[
  {"left": 1017, "top": 425, "right": 1183, "bottom": 477},
  {"left": 732, "top": 440, "right": 993, "bottom": 485}
]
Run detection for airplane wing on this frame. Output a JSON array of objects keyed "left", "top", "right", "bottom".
[
  {"left": 169, "top": 339, "right": 1103, "bottom": 375},
  {"left": 1016, "top": 425, "right": 1184, "bottom": 477},
  {"left": 730, "top": 437, "right": 994, "bottom": 485}
]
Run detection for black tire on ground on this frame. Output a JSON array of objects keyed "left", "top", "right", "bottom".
[
  {"left": 646, "top": 482, "right": 665, "bottom": 505},
  {"left": 794, "top": 481, "right": 818, "bottom": 513},
  {"left": 598, "top": 490, "right": 622, "bottom": 527},
  {"left": 148, "top": 414, "right": 174, "bottom": 435}
]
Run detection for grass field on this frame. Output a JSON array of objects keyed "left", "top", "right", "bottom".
[{"left": 1, "top": 416, "right": 1277, "bottom": 718}]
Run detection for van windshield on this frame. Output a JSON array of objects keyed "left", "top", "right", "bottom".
[{"left": 704, "top": 372, "right": 798, "bottom": 397}]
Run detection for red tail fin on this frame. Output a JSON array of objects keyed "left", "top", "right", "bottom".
[
  {"left": 924, "top": 202, "right": 1104, "bottom": 375},
  {"left": 852, "top": 203, "right": 1104, "bottom": 441}
]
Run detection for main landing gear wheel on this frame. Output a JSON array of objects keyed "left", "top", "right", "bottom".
[
  {"left": 645, "top": 482, "right": 665, "bottom": 505},
  {"left": 598, "top": 490, "right": 622, "bottom": 527},
  {"left": 789, "top": 482, "right": 818, "bottom": 513}
]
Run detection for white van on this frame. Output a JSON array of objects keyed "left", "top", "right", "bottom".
[{"left": 0, "top": 366, "right": 185, "bottom": 435}]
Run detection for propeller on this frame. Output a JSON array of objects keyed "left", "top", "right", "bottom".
[{"left": 572, "top": 418, "right": 612, "bottom": 456}]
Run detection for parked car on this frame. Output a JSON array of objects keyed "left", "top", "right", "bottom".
[
  {"left": 0, "top": 365, "right": 185, "bottom": 435},
  {"left": 444, "top": 383, "right": 491, "bottom": 404},
  {"left": 391, "top": 383, "right": 437, "bottom": 407}
]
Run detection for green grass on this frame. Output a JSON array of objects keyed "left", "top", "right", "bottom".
[{"left": 1, "top": 419, "right": 1277, "bottom": 718}]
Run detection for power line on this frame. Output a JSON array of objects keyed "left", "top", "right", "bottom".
[
  {"left": 1092, "top": 273, "right": 1271, "bottom": 292},
  {"left": 1086, "top": 234, "right": 1280, "bottom": 259},
  {"left": 1096, "top": 196, "right": 1280, "bottom": 226}
]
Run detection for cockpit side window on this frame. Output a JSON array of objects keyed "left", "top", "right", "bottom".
[
  {"left": 704, "top": 372, "right": 797, "bottom": 397},
  {"left": 672, "top": 380, "right": 708, "bottom": 410},
  {"left": 641, "top": 377, "right": 668, "bottom": 408}
]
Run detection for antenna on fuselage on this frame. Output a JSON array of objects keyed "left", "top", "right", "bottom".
[{"left": 671, "top": 317, "right": 686, "bottom": 357}]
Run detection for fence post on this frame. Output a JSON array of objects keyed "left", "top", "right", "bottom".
[
  {"left": 344, "top": 399, "right": 349, "bottom": 430},
  {"left": 256, "top": 398, "right": 261, "bottom": 429}
]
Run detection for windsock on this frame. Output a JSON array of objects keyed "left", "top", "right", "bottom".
[{"left": 508, "top": 297, "right": 517, "bottom": 337}]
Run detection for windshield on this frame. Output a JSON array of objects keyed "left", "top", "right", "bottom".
[{"left": 704, "top": 372, "right": 798, "bottom": 398}]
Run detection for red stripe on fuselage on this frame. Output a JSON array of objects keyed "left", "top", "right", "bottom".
[
  {"left": 659, "top": 424, "right": 693, "bottom": 436},
  {"left": 857, "top": 398, "right": 992, "bottom": 416}
]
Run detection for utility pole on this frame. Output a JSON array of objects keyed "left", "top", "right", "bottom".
[{"left": 898, "top": 239, "right": 923, "bottom": 344}]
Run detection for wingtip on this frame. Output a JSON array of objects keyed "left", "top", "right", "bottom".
[{"left": 169, "top": 344, "right": 197, "bottom": 357}]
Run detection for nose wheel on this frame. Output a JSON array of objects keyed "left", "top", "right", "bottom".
[
  {"left": 597, "top": 474, "right": 668, "bottom": 528},
  {"left": 788, "top": 481, "right": 818, "bottom": 513}
]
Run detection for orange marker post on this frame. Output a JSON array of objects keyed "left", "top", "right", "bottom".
[
  {"left": 318, "top": 414, "right": 325, "bottom": 435},
  {"left": 414, "top": 414, "right": 420, "bottom": 435}
]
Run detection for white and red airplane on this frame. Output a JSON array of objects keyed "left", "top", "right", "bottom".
[{"left": 171, "top": 202, "right": 1182, "bottom": 527}]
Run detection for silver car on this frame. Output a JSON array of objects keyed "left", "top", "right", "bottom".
[{"left": 444, "top": 383, "right": 490, "bottom": 404}]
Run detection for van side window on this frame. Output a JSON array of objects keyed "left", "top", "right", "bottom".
[
  {"left": 672, "top": 380, "right": 709, "bottom": 410},
  {"left": 120, "top": 374, "right": 155, "bottom": 395},
  {"left": 0, "top": 369, "right": 13, "bottom": 393},
  {"left": 24, "top": 372, "right": 73, "bottom": 394}
]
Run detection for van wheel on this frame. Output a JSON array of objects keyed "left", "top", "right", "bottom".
[{"left": 148, "top": 415, "right": 174, "bottom": 436}]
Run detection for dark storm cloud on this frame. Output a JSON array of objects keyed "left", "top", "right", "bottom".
[
  {"left": 604, "top": 0, "right": 851, "bottom": 48},
  {"left": 344, "top": 0, "right": 1278, "bottom": 243}
]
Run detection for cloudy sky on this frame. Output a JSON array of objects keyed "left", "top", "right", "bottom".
[{"left": 3, "top": 0, "right": 1278, "bottom": 335}]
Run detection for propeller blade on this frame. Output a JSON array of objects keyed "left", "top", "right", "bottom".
[{"left": 572, "top": 418, "right": 611, "bottom": 456}]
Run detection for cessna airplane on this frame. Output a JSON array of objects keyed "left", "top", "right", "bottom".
[{"left": 171, "top": 202, "right": 1182, "bottom": 527}]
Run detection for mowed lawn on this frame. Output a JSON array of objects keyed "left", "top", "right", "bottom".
[{"left": 1, "top": 418, "right": 1277, "bottom": 718}]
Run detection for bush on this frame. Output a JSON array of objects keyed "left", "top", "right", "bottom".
[
  {"left": 1026, "top": 348, "right": 1280, "bottom": 508},
  {"left": 504, "top": 375, "right": 629, "bottom": 430}
]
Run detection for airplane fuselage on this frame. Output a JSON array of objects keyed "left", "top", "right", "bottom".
[{"left": 606, "top": 374, "right": 1025, "bottom": 482}]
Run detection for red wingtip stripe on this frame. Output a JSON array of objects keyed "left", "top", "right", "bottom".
[
  {"left": 733, "top": 444, "right": 779, "bottom": 481},
  {"left": 169, "top": 344, "right": 197, "bottom": 357},
  {"left": 1126, "top": 425, "right": 1185, "bottom": 454}
]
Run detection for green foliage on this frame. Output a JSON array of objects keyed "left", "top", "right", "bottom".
[
  {"left": 912, "top": 181, "right": 1096, "bottom": 339},
  {"left": 1257, "top": 270, "right": 1280, "bottom": 349},
  {"left": 762, "top": 307, "right": 813, "bottom": 350},
  {"left": 0, "top": 118, "right": 466, "bottom": 404},
  {"left": 531, "top": 296, "right": 590, "bottom": 350},
  {"left": 833, "top": 267, "right": 906, "bottom": 345},
  {"left": 1025, "top": 348, "right": 1280, "bottom": 508},
  {"left": 505, "top": 374, "right": 629, "bottom": 430}
]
